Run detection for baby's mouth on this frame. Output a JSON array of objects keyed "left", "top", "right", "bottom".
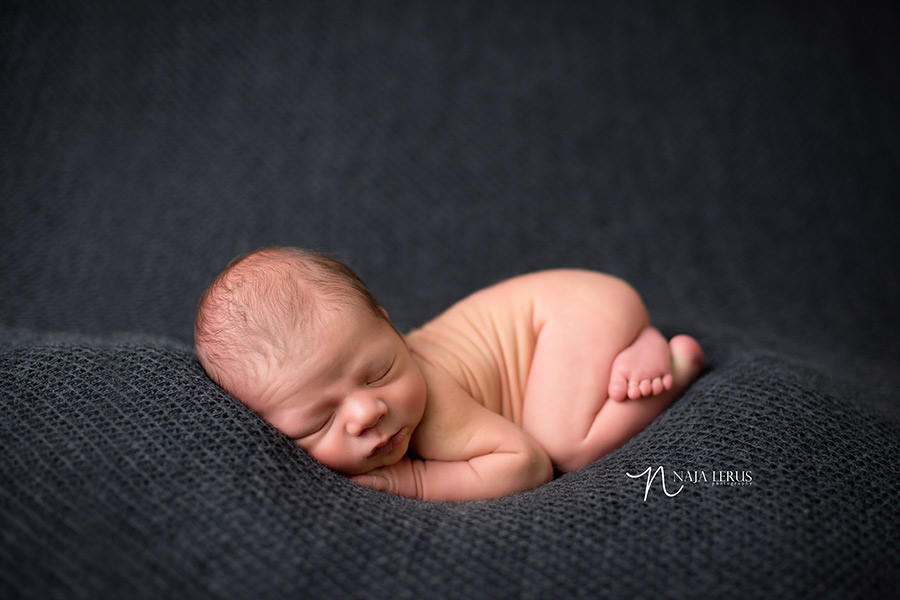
[{"left": 370, "top": 427, "right": 406, "bottom": 458}]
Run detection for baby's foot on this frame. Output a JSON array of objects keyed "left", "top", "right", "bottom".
[
  {"left": 668, "top": 334, "right": 705, "bottom": 392},
  {"left": 608, "top": 327, "right": 675, "bottom": 402}
]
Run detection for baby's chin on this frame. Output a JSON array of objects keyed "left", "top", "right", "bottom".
[{"left": 338, "top": 443, "right": 411, "bottom": 476}]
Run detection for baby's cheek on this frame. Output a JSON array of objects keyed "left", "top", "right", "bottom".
[
  {"left": 304, "top": 440, "right": 353, "bottom": 473},
  {"left": 407, "top": 370, "right": 428, "bottom": 414}
]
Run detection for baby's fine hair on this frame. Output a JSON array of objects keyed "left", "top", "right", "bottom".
[{"left": 194, "top": 246, "right": 384, "bottom": 396}]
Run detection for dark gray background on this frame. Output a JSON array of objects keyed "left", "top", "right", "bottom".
[
  {"left": 5, "top": 2, "right": 898, "bottom": 367},
  {"left": 3, "top": 2, "right": 899, "bottom": 598}
]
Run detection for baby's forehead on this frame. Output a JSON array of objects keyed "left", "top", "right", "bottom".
[
  {"left": 278, "top": 302, "right": 371, "bottom": 352},
  {"left": 255, "top": 306, "right": 391, "bottom": 393},
  {"left": 319, "top": 303, "right": 384, "bottom": 334}
]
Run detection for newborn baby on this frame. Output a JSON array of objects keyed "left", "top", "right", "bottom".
[{"left": 195, "top": 247, "right": 704, "bottom": 501}]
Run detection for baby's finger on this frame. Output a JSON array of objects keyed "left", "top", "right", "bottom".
[{"left": 350, "top": 473, "right": 391, "bottom": 492}]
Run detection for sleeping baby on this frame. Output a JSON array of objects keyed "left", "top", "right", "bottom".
[{"left": 194, "top": 247, "right": 704, "bottom": 501}]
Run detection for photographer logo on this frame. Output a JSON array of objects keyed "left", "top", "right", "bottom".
[{"left": 626, "top": 466, "right": 753, "bottom": 501}]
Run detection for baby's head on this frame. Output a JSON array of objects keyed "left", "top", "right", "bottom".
[{"left": 195, "top": 247, "right": 426, "bottom": 475}]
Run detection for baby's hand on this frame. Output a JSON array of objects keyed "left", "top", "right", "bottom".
[{"left": 350, "top": 457, "right": 421, "bottom": 499}]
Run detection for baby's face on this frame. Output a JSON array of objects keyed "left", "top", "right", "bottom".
[{"left": 248, "top": 305, "right": 426, "bottom": 475}]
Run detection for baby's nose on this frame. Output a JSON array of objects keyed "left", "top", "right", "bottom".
[{"left": 344, "top": 393, "right": 387, "bottom": 436}]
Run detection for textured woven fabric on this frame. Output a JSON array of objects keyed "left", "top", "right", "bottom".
[
  {"left": 2, "top": 1, "right": 899, "bottom": 598},
  {"left": 2, "top": 337, "right": 898, "bottom": 599}
]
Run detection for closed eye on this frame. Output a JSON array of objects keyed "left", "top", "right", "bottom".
[
  {"left": 292, "top": 412, "right": 334, "bottom": 440},
  {"left": 316, "top": 412, "right": 335, "bottom": 432},
  {"left": 368, "top": 358, "right": 395, "bottom": 385}
]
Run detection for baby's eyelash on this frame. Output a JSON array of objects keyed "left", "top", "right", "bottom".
[
  {"left": 293, "top": 412, "right": 333, "bottom": 439},
  {"left": 315, "top": 412, "right": 334, "bottom": 432},
  {"left": 369, "top": 359, "right": 394, "bottom": 384}
]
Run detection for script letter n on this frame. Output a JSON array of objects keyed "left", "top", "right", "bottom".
[{"left": 626, "top": 466, "right": 684, "bottom": 501}]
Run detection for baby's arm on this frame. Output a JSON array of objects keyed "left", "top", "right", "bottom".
[{"left": 351, "top": 360, "right": 553, "bottom": 501}]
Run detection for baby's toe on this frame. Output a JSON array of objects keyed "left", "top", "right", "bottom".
[
  {"left": 639, "top": 379, "right": 652, "bottom": 397},
  {"left": 609, "top": 379, "right": 628, "bottom": 402},
  {"left": 663, "top": 374, "right": 673, "bottom": 390},
  {"left": 651, "top": 377, "right": 664, "bottom": 396},
  {"left": 627, "top": 380, "right": 642, "bottom": 400}
]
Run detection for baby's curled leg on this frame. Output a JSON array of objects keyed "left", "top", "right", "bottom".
[
  {"left": 522, "top": 308, "right": 703, "bottom": 472},
  {"left": 520, "top": 276, "right": 651, "bottom": 472},
  {"left": 571, "top": 335, "right": 704, "bottom": 470}
]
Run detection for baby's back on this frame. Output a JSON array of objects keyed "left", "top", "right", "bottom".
[{"left": 406, "top": 269, "right": 628, "bottom": 425}]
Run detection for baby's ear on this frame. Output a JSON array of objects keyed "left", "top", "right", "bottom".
[{"left": 379, "top": 306, "right": 390, "bottom": 320}]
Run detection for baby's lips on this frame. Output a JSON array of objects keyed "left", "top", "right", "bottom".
[{"left": 370, "top": 427, "right": 406, "bottom": 457}]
